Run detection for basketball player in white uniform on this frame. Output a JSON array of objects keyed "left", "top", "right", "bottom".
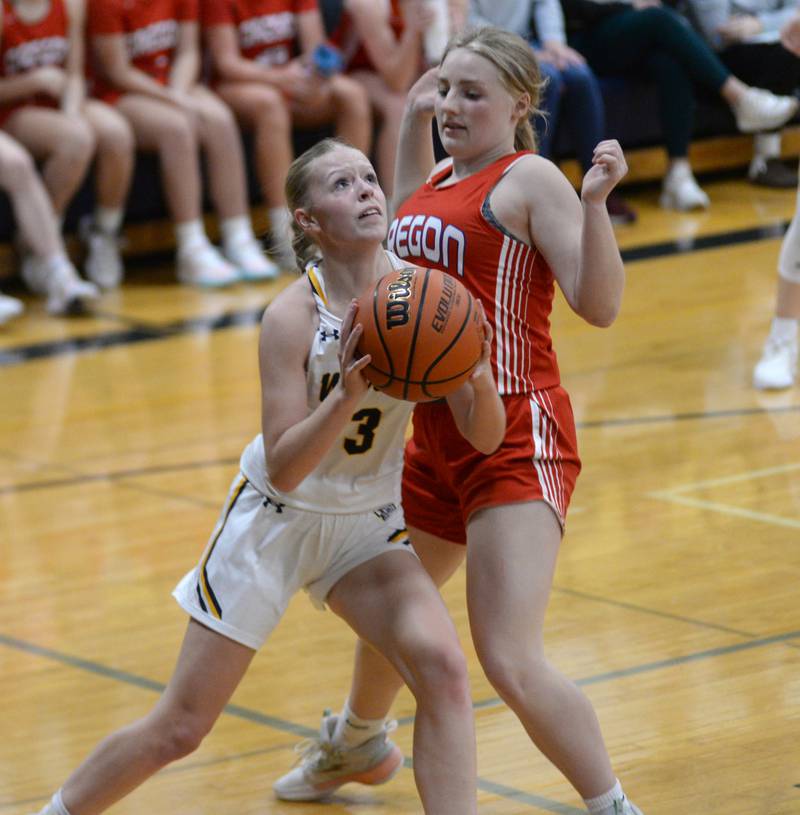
[{"left": 28, "top": 138, "right": 505, "bottom": 815}]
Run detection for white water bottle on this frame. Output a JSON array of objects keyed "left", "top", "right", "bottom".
[{"left": 423, "top": 0, "right": 449, "bottom": 65}]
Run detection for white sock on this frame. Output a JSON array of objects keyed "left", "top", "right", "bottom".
[
  {"left": 174, "top": 219, "right": 209, "bottom": 255},
  {"left": 332, "top": 700, "right": 386, "bottom": 748},
  {"left": 754, "top": 132, "right": 781, "bottom": 161},
  {"left": 770, "top": 315, "right": 799, "bottom": 343},
  {"left": 665, "top": 159, "right": 692, "bottom": 182},
  {"left": 40, "top": 789, "right": 72, "bottom": 815},
  {"left": 220, "top": 215, "right": 255, "bottom": 251},
  {"left": 94, "top": 206, "right": 124, "bottom": 235},
  {"left": 268, "top": 206, "right": 292, "bottom": 252},
  {"left": 584, "top": 779, "right": 624, "bottom": 814}
]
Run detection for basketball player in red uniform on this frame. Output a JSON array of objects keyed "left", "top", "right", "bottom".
[
  {"left": 0, "top": 130, "right": 89, "bottom": 320},
  {"left": 327, "top": 0, "right": 431, "bottom": 199},
  {"left": 0, "top": 0, "right": 133, "bottom": 306},
  {"left": 202, "top": 0, "right": 371, "bottom": 268},
  {"left": 274, "top": 26, "right": 647, "bottom": 815},
  {"left": 88, "top": 0, "right": 277, "bottom": 286}
]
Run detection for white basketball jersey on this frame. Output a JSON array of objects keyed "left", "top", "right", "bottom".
[{"left": 240, "top": 252, "right": 415, "bottom": 513}]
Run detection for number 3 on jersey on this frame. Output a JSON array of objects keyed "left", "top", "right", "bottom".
[
  {"left": 319, "top": 373, "right": 382, "bottom": 455},
  {"left": 344, "top": 408, "right": 382, "bottom": 455}
]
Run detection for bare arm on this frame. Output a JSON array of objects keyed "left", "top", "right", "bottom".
[
  {"left": 205, "top": 22, "right": 311, "bottom": 96},
  {"left": 346, "top": 0, "right": 427, "bottom": 93},
  {"left": 205, "top": 23, "right": 274, "bottom": 83},
  {"left": 169, "top": 20, "right": 199, "bottom": 91},
  {"left": 92, "top": 33, "right": 177, "bottom": 101},
  {"left": 295, "top": 7, "right": 326, "bottom": 55},
  {"left": 508, "top": 144, "right": 626, "bottom": 327},
  {"left": 392, "top": 67, "right": 438, "bottom": 210},
  {"left": 448, "top": 0, "right": 467, "bottom": 32},
  {"left": 62, "top": 0, "right": 86, "bottom": 115},
  {"left": 261, "top": 293, "right": 373, "bottom": 493},
  {"left": 445, "top": 304, "right": 505, "bottom": 454}
]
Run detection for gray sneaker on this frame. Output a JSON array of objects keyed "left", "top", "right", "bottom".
[{"left": 273, "top": 712, "right": 403, "bottom": 801}]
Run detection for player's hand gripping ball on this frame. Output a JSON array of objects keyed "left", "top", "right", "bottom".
[{"left": 356, "top": 265, "right": 485, "bottom": 401}]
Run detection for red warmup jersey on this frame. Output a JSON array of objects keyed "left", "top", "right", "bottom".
[
  {"left": 87, "top": 0, "right": 197, "bottom": 101},
  {"left": 0, "top": 0, "right": 68, "bottom": 120},
  {"left": 201, "top": 0, "right": 316, "bottom": 67},
  {"left": 328, "top": 0, "right": 403, "bottom": 72},
  {"left": 387, "top": 152, "right": 561, "bottom": 395}
]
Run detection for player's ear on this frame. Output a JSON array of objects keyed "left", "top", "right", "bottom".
[
  {"left": 295, "top": 209, "right": 318, "bottom": 232},
  {"left": 513, "top": 91, "right": 531, "bottom": 122}
]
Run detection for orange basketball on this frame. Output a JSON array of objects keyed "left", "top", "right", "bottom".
[{"left": 356, "top": 265, "right": 484, "bottom": 402}]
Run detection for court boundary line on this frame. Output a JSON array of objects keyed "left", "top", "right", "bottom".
[{"left": 648, "top": 461, "right": 800, "bottom": 530}]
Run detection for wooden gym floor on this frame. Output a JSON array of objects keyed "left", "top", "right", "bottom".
[{"left": 1, "top": 173, "right": 799, "bottom": 815}]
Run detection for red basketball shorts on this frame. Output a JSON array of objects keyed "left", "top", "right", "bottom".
[{"left": 401, "top": 388, "right": 581, "bottom": 544}]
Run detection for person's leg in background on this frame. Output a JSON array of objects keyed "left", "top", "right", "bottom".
[
  {"left": 560, "top": 59, "right": 636, "bottom": 222},
  {"left": 754, "top": 174, "right": 800, "bottom": 389},
  {"left": 116, "top": 94, "right": 239, "bottom": 288},
  {"left": 81, "top": 100, "right": 135, "bottom": 290},
  {"left": 0, "top": 116, "right": 98, "bottom": 313},
  {"left": 576, "top": 6, "right": 797, "bottom": 209},
  {"left": 532, "top": 57, "right": 563, "bottom": 163},
  {"left": 720, "top": 42, "right": 800, "bottom": 188},
  {"left": 215, "top": 82, "right": 296, "bottom": 269},
  {"left": 184, "top": 85, "right": 279, "bottom": 282}
]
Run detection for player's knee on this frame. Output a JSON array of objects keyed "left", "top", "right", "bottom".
[
  {"left": 153, "top": 713, "right": 212, "bottom": 763},
  {"left": 331, "top": 76, "right": 370, "bottom": 117},
  {"left": 62, "top": 119, "right": 96, "bottom": 162},
  {"left": 254, "top": 90, "right": 290, "bottom": 132},
  {"left": 159, "top": 115, "right": 197, "bottom": 154},
  {"left": 203, "top": 100, "right": 238, "bottom": 138},
  {"left": 779, "top": 232, "right": 800, "bottom": 282},
  {"left": 98, "top": 113, "right": 135, "bottom": 158},
  {"left": 478, "top": 646, "right": 542, "bottom": 703},
  {"left": 0, "top": 145, "right": 36, "bottom": 192},
  {"left": 407, "top": 637, "right": 470, "bottom": 706}
]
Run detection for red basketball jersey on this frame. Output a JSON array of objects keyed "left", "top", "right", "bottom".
[
  {"left": 328, "top": 0, "right": 404, "bottom": 73},
  {"left": 387, "top": 152, "right": 561, "bottom": 394},
  {"left": 88, "top": 0, "right": 197, "bottom": 101},
  {"left": 201, "top": 0, "right": 316, "bottom": 67},
  {"left": 0, "top": 0, "right": 68, "bottom": 119}
]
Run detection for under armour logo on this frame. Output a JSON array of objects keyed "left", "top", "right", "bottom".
[
  {"left": 319, "top": 328, "right": 340, "bottom": 342},
  {"left": 262, "top": 496, "right": 285, "bottom": 513}
]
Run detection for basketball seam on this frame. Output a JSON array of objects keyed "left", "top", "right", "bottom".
[
  {"left": 372, "top": 273, "right": 395, "bottom": 383},
  {"left": 402, "top": 268, "right": 431, "bottom": 400},
  {"left": 421, "top": 291, "right": 479, "bottom": 398},
  {"left": 364, "top": 365, "right": 481, "bottom": 386}
]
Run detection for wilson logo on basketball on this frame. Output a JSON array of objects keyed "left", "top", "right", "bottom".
[{"left": 385, "top": 268, "right": 415, "bottom": 329}]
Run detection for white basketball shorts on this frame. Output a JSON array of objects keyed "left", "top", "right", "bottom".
[{"left": 173, "top": 473, "right": 416, "bottom": 650}]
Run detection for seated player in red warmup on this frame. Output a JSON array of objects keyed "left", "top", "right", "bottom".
[
  {"left": 0, "top": 0, "right": 134, "bottom": 308},
  {"left": 88, "top": 0, "right": 278, "bottom": 287},
  {"left": 202, "top": 0, "right": 372, "bottom": 269},
  {"left": 0, "top": 130, "right": 94, "bottom": 319},
  {"left": 326, "top": 0, "right": 432, "bottom": 200}
]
